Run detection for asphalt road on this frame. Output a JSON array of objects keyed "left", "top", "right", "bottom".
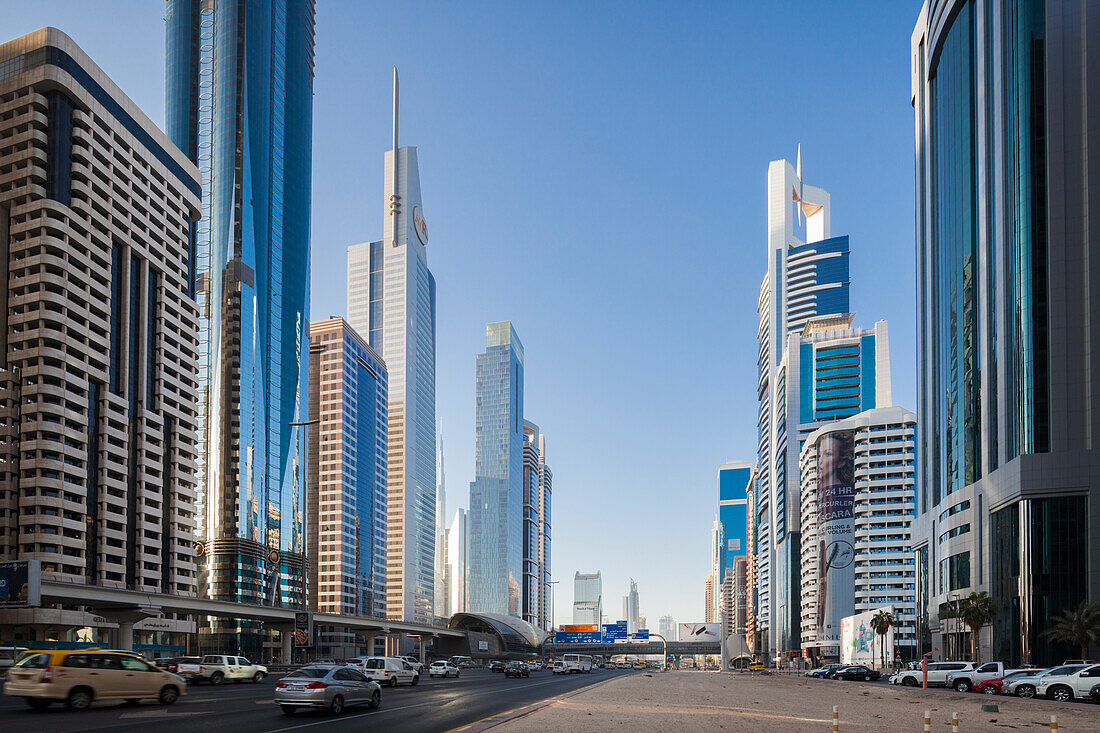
[{"left": 0, "top": 667, "right": 634, "bottom": 733}]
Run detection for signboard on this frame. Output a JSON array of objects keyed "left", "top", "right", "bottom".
[
  {"left": 0, "top": 560, "right": 41, "bottom": 608},
  {"left": 840, "top": 606, "right": 894, "bottom": 666},
  {"left": 560, "top": 624, "right": 599, "bottom": 633},
  {"left": 815, "top": 430, "right": 856, "bottom": 646},
  {"left": 477, "top": 640, "right": 489, "bottom": 651},
  {"left": 630, "top": 629, "right": 650, "bottom": 640},
  {"left": 555, "top": 631, "right": 602, "bottom": 644},
  {"left": 678, "top": 623, "right": 720, "bottom": 642},
  {"left": 602, "top": 622, "right": 628, "bottom": 641},
  {"left": 293, "top": 611, "right": 312, "bottom": 648}
]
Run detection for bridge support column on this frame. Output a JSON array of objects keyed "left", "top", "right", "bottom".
[{"left": 98, "top": 607, "right": 160, "bottom": 654}]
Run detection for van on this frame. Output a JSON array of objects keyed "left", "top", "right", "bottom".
[{"left": 4, "top": 649, "right": 187, "bottom": 710}]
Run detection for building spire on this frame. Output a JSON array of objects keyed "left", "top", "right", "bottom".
[{"left": 392, "top": 66, "right": 399, "bottom": 152}]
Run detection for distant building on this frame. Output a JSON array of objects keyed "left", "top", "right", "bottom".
[
  {"left": 658, "top": 615, "right": 677, "bottom": 642},
  {"left": 443, "top": 508, "right": 469, "bottom": 617},
  {"left": 704, "top": 575, "right": 716, "bottom": 624},
  {"left": 434, "top": 435, "right": 447, "bottom": 620},
  {"left": 712, "top": 462, "right": 751, "bottom": 626},
  {"left": 733, "top": 556, "right": 749, "bottom": 635},
  {"left": 573, "top": 572, "right": 602, "bottom": 626},
  {"left": 522, "top": 421, "right": 552, "bottom": 630},
  {"left": 622, "top": 579, "right": 641, "bottom": 634}
]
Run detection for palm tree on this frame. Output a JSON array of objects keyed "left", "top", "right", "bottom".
[
  {"left": 956, "top": 592, "right": 998, "bottom": 664},
  {"left": 870, "top": 610, "right": 894, "bottom": 670},
  {"left": 1041, "top": 601, "right": 1100, "bottom": 660}
]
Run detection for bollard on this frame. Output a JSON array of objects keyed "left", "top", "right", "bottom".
[
  {"left": 952, "top": 712, "right": 958, "bottom": 733},
  {"left": 923, "top": 710, "right": 931, "bottom": 733},
  {"left": 832, "top": 705, "right": 839, "bottom": 732},
  {"left": 1050, "top": 714, "right": 1058, "bottom": 732}
]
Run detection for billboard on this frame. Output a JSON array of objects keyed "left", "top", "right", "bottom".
[
  {"left": 840, "top": 606, "right": 894, "bottom": 666},
  {"left": 560, "top": 624, "right": 599, "bottom": 632},
  {"left": 554, "top": 631, "right": 602, "bottom": 644},
  {"left": 293, "top": 611, "right": 312, "bottom": 648},
  {"left": 678, "top": 623, "right": 720, "bottom": 642},
  {"left": 815, "top": 430, "right": 856, "bottom": 646},
  {"left": 0, "top": 560, "right": 41, "bottom": 608}
]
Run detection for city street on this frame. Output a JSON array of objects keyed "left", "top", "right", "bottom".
[{"left": 0, "top": 667, "right": 632, "bottom": 733}]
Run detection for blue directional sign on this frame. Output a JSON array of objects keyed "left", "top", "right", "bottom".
[
  {"left": 602, "top": 623, "right": 627, "bottom": 641},
  {"left": 555, "top": 631, "right": 603, "bottom": 644},
  {"left": 630, "top": 629, "right": 650, "bottom": 640}
]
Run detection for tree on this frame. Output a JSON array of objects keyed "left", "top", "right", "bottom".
[
  {"left": 1041, "top": 601, "right": 1100, "bottom": 660},
  {"left": 955, "top": 592, "right": 998, "bottom": 664},
  {"left": 870, "top": 610, "right": 895, "bottom": 670}
]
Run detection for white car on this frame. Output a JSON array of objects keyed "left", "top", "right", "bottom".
[
  {"left": 892, "top": 661, "right": 972, "bottom": 687},
  {"left": 359, "top": 656, "right": 419, "bottom": 687},
  {"left": 184, "top": 655, "right": 267, "bottom": 684},
  {"left": 1036, "top": 663, "right": 1100, "bottom": 701},
  {"left": 400, "top": 656, "right": 425, "bottom": 673},
  {"left": 429, "top": 660, "right": 460, "bottom": 678}
]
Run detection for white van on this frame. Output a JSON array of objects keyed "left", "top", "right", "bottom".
[
  {"left": 358, "top": 656, "right": 419, "bottom": 687},
  {"left": 561, "top": 654, "right": 593, "bottom": 673}
]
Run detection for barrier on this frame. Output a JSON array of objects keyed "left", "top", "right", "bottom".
[
  {"left": 923, "top": 710, "right": 931, "bottom": 733},
  {"left": 952, "top": 711, "right": 958, "bottom": 733},
  {"left": 832, "top": 705, "right": 839, "bottom": 733}
]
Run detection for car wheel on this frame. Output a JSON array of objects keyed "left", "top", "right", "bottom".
[
  {"left": 1016, "top": 684, "right": 1036, "bottom": 698},
  {"left": 24, "top": 698, "right": 51, "bottom": 710},
  {"left": 455, "top": 671, "right": 460, "bottom": 678},
  {"left": 210, "top": 671, "right": 224, "bottom": 685},
  {"left": 411, "top": 674, "right": 419, "bottom": 686},
  {"left": 369, "top": 690, "right": 381, "bottom": 709},
  {"left": 281, "top": 705, "right": 297, "bottom": 716},
  {"left": 253, "top": 672, "right": 265, "bottom": 683},
  {"left": 390, "top": 677, "right": 398, "bottom": 688},
  {"left": 954, "top": 680, "right": 971, "bottom": 692},
  {"left": 902, "top": 676, "right": 917, "bottom": 687},
  {"left": 982, "top": 686, "right": 999, "bottom": 695},
  {"left": 330, "top": 694, "right": 344, "bottom": 715},
  {"left": 1050, "top": 686, "right": 1073, "bottom": 702},
  {"left": 159, "top": 686, "right": 179, "bottom": 705},
  {"left": 67, "top": 687, "right": 93, "bottom": 711},
  {"left": 864, "top": 675, "right": 872, "bottom": 681}
]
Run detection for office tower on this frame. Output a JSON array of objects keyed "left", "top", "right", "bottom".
[
  {"left": 658, "top": 615, "right": 677, "bottom": 642},
  {"left": 434, "top": 434, "right": 446, "bottom": 619},
  {"left": 708, "top": 516, "right": 723, "bottom": 623},
  {"left": 307, "top": 318, "right": 388, "bottom": 657},
  {"left": 746, "top": 467, "right": 759, "bottom": 655},
  {"left": 468, "top": 322, "right": 524, "bottom": 616},
  {"left": 911, "top": 0, "right": 1100, "bottom": 665},
  {"left": 443, "top": 508, "right": 469, "bottom": 616},
  {"left": 797, "top": 406, "right": 917, "bottom": 663},
  {"left": 713, "top": 462, "right": 751, "bottom": 624},
  {"left": 621, "top": 579, "right": 640, "bottom": 634},
  {"left": 704, "top": 576, "right": 716, "bottom": 624},
  {"left": 346, "top": 69, "right": 437, "bottom": 623},
  {"left": 165, "top": 0, "right": 315, "bottom": 641},
  {"left": 520, "top": 421, "right": 553, "bottom": 629},
  {"left": 573, "top": 571, "right": 602, "bottom": 626},
  {"left": 0, "top": 30, "right": 200, "bottom": 640},
  {"left": 733, "top": 556, "right": 749, "bottom": 636}
]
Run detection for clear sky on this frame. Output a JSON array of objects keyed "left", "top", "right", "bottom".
[{"left": 8, "top": 1, "right": 919, "bottom": 629}]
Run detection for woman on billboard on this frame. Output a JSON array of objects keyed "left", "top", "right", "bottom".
[{"left": 816, "top": 430, "right": 856, "bottom": 636}]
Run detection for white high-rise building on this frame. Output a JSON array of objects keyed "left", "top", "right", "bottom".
[
  {"left": 434, "top": 434, "right": 447, "bottom": 619},
  {"left": 347, "top": 69, "right": 437, "bottom": 623},
  {"left": 573, "top": 571, "right": 602, "bottom": 626},
  {"left": 622, "top": 579, "right": 640, "bottom": 634},
  {"left": 443, "top": 508, "right": 468, "bottom": 617}
]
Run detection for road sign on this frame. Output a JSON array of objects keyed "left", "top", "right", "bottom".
[
  {"left": 560, "top": 624, "right": 599, "bottom": 632},
  {"left": 630, "top": 629, "right": 650, "bottom": 640},
  {"left": 555, "top": 631, "right": 602, "bottom": 644}
]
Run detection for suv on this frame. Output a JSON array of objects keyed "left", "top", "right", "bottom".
[
  {"left": 945, "top": 661, "right": 1011, "bottom": 692},
  {"left": 4, "top": 650, "right": 186, "bottom": 710},
  {"left": 359, "top": 656, "right": 419, "bottom": 687},
  {"left": 184, "top": 655, "right": 267, "bottom": 685},
  {"left": 429, "top": 660, "right": 459, "bottom": 678},
  {"left": 1036, "top": 663, "right": 1100, "bottom": 701},
  {"left": 504, "top": 661, "right": 530, "bottom": 678},
  {"left": 399, "top": 656, "right": 424, "bottom": 673},
  {"left": 893, "top": 661, "right": 973, "bottom": 687}
]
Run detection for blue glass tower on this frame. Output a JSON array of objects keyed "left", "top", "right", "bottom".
[
  {"left": 469, "top": 322, "right": 525, "bottom": 617},
  {"left": 166, "top": 0, "right": 315, "bottom": 638},
  {"left": 717, "top": 462, "right": 751, "bottom": 582}
]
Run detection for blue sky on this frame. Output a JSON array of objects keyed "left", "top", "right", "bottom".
[{"left": 9, "top": 1, "right": 919, "bottom": 628}]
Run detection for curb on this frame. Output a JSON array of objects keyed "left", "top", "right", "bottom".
[{"left": 451, "top": 674, "right": 625, "bottom": 732}]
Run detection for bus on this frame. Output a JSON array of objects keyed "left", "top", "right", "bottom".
[{"left": 561, "top": 653, "right": 593, "bottom": 673}]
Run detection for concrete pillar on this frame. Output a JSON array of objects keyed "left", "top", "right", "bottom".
[
  {"left": 419, "top": 637, "right": 427, "bottom": 665},
  {"left": 117, "top": 620, "right": 135, "bottom": 652},
  {"left": 282, "top": 628, "right": 293, "bottom": 665}
]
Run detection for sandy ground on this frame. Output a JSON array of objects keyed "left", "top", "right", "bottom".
[{"left": 491, "top": 671, "right": 1100, "bottom": 732}]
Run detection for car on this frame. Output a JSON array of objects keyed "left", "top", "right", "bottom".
[
  {"left": 489, "top": 660, "right": 506, "bottom": 673},
  {"left": 553, "top": 660, "right": 568, "bottom": 675},
  {"left": 154, "top": 656, "right": 195, "bottom": 675},
  {"left": 504, "top": 661, "right": 530, "bottom": 678},
  {"left": 358, "top": 656, "right": 419, "bottom": 687},
  {"left": 1036, "top": 663, "right": 1100, "bottom": 701},
  {"left": 973, "top": 668, "right": 1045, "bottom": 695},
  {"left": 807, "top": 663, "right": 845, "bottom": 678},
  {"left": 275, "top": 665, "right": 381, "bottom": 716},
  {"left": 399, "top": 656, "right": 425, "bottom": 674},
  {"left": 183, "top": 654, "right": 267, "bottom": 684},
  {"left": 892, "top": 661, "right": 973, "bottom": 687},
  {"left": 1004, "top": 666, "right": 1092, "bottom": 698},
  {"left": 429, "top": 660, "right": 459, "bottom": 678},
  {"left": 3, "top": 649, "right": 186, "bottom": 710},
  {"left": 830, "top": 665, "right": 881, "bottom": 681},
  {"left": 1063, "top": 659, "right": 1099, "bottom": 665},
  {"left": 748, "top": 661, "right": 765, "bottom": 672}
]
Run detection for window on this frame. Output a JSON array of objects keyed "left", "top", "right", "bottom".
[{"left": 120, "top": 657, "right": 154, "bottom": 672}]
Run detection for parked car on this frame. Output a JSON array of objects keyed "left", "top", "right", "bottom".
[
  {"left": 504, "top": 661, "right": 530, "bottom": 678},
  {"left": 275, "top": 665, "right": 381, "bottom": 716},
  {"left": 399, "top": 656, "right": 425, "bottom": 674},
  {"left": 748, "top": 661, "right": 765, "bottom": 672},
  {"left": 489, "top": 660, "right": 506, "bottom": 673},
  {"left": 429, "top": 660, "right": 460, "bottom": 678},
  {"left": 359, "top": 657, "right": 419, "bottom": 687},
  {"left": 1063, "top": 659, "right": 1099, "bottom": 665},
  {"left": 4, "top": 649, "right": 186, "bottom": 710},
  {"left": 1036, "top": 663, "right": 1100, "bottom": 701},
  {"left": 892, "top": 661, "right": 973, "bottom": 687},
  {"left": 973, "top": 668, "right": 1045, "bottom": 695},
  {"left": 830, "top": 665, "right": 881, "bottom": 681},
  {"left": 1004, "top": 667, "right": 1092, "bottom": 698},
  {"left": 946, "top": 661, "right": 1015, "bottom": 692},
  {"left": 181, "top": 655, "right": 267, "bottom": 684},
  {"left": 807, "top": 664, "right": 845, "bottom": 678}
]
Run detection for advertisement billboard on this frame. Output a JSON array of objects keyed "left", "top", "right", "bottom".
[
  {"left": 840, "top": 606, "right": 894, "bottom": 666},
  {"left": 560, "top": 624, "right": 599, "bottom": 632},
  {"left": 293, "top": 611, "right": 312, "bottom": 648},
  {"left": 0, "top": 560, "right": 41, "bottom": 608},
  {"left": 678, "top": 623, "right": 720, "bottom": 642},
  {"left": 815, "top": 430, "right": 856, "bottom": 646}
]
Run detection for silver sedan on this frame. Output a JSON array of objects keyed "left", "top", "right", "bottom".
[{"left": 275, "top": 665, "right": 382, "bottom": 715}]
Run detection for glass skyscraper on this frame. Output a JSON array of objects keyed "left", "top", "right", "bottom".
[
  {"left": 468, "top": 322, "right": 524, "bottom": 617},
  {"left": 911, "top": 0, "right": 1099, "bottom": 666},
  {"left": 522, "top": 421, "right": 552, "bottom": 629},
  {"left": 165, "top": 0, "right": 314, "bottom": 646}
]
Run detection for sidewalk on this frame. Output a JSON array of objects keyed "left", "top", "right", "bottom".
[{"left": 487, "top": 671, "right": 1100, "bottom": 732}]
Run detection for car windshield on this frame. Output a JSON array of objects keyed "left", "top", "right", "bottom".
[
  {"left": 1046, "top": 665, "right": 1088, "bottom": 676},
  {"left": 180, "top": 657, "right": 201, "bottom": 664},
  {"left": 287, "top": 667, "right": 330, "bottom": 679},
  {"left": 12, "top": 652, "right": 50, "bottom": 669}
]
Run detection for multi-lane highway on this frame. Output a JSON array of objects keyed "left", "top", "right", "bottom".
[{"left": 0, "top": 666, "right": 633, "bottom": 733}]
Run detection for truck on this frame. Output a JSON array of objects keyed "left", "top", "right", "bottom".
[{"left": 945, "top": 661, "right": 1012, "bottom": 692}]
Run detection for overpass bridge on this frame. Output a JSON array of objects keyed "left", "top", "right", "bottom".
[{"left": 543, "top": 640, "right": 721, "bottom": 656}]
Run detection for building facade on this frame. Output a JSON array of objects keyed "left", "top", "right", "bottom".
[
  {"left": 442, "top": 507, "right": 468, "bottom": 617},
  {"left": 911, "top": 0, "right": 1100, "bottom": 665},
  {"left": 165, "top": 0, "right": 315, "bottom": 648},
  {"left": 521, "top": 421, "right": 552, "bottom": 629},
  {"left": 623, "top": 579, "right": 641, "bottom": 634},
  {"left": 346, "top": 69, "right": 437, "bottom": 623},
  {"left": 658, "top": 615, "right": 677, "bottom": 642},
  {"left": 0, "top": 28, "right": 201, "bottom": 649},
  {"left": 434, "top": 435, "right": 446, "bottom": 620},
  {"left": 798, "top": 406, "right": 917, "bottom": 662},
  {"left": 573, "top": 571, "right": 602, "bottom": 626},
  {"left": 468, "top": 322, "right": 524, "bottom": 616},
  {"left": 307, "top": 319, "right": 387, "bottom": 657}
]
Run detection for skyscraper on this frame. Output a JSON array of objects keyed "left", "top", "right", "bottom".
[
  {"left": 911, "top": 0, "right": 1100, "bottom": 665},
  {"left": 443, "top": 508, "right": 469, "bottom": 617},
  {"left": 434, "top": 433, "right": 447, "bottom": 619},
  {"left": 346, "top": 69, "right": 437, "bottom": 623},
  {"left": 573, "top": 572, "right": 602, "bottom": 626},
  {"left": 0, "top": 28, "right": 201, "bottom": 647},
  {"left": 468, "top": 322, "right": 524, "bottom": 616},
  {"left": 658, "top": 615, "right": 677, "bottom": 642},
  {"left": 622, "top": 579, "right": 640, "bottom": 634},
  {"left": 522, "top": 421, "right": 553, "bottom": 629},
  {"left": 165, "top": 0, "right": 315, "bottom": 644}
]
